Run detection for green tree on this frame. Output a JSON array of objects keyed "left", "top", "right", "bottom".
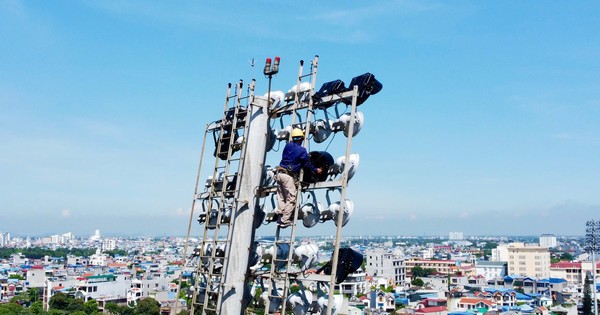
[
  {"left": 83, "top": 299, "right": 99, "bottom": 314},
  {"left": 134, "top": 298, "right": 160, "bottom": 315},
  {"left": 9, "top": 274, "right": 25, "bottom": 280},
  {"left": 411, "top": 266, "right": 435, "bottom": 278},
  {"left": 412, "top": 266, "right": 425, "bottom": 277},
  {"left": 0, "top": 302, "right": 26, "bottom": 315},
  {"left": 66, "top": 297, "right": 84, "bottom": 312},
  {"left": 411, "top": 278, "right": 424, "bottom": 287},
  {"left": 29, "top": 288, "right": 41, "bottom": 303},
  {"left": 105, "top": 303, "right": 134, "bottom": 315},
  {"left": 30, "top": 301, "right": 44, "bottom": 314},
  {"left": 49, "top": 293, "right": 70, "bottom": 310}
]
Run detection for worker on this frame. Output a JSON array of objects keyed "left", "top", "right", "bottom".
[{"left": 275, "top": 128, "right": 322, "bottom": 228}]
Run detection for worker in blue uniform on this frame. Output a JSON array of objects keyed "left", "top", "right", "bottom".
[{"left": 275, "top": 128, "right": 322, "bottom": 228}]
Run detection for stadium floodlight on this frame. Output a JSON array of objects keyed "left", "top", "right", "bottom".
[
  {"left": 300, "top": 202, "right": 322, "bottom": 228},
  {"left": 311, "top": 119, "right": 332, "bottom": 143},
  {"left": 294, "top": 243, "right": 319, "bottom": 271},
  {"left": 344, "top": 72, "right": 383, "bottom": 106},
  {"left": 329, "top": 199, "right": 354, "bottom": 227},
  {"left": 335, "top": 153, "right": 360, "bottom": 181},
  {"left": 277, "top": 125, "right": 292, "bottom": 141},
  {"left": 339, "top": 111, "right": 364, "bottom": 137},
  {"left": 287, "top": 289, "right": 314, "bottom": 315},
  {"left": 264, "top": 90, "right": 285, "bottom": 110}
]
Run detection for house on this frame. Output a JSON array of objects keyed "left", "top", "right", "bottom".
[
  {"left": 415, "top": 305, "right": 448, "bottom": 315},
  {"left": 455, "top": 297, "right": 495, "bottom": 312}
]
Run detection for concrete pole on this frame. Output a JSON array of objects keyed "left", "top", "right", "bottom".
[{"left": 220, "top": 96, "right": 270, "bottom": 314}]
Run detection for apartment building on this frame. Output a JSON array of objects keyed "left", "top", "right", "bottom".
[
  {"left": 506, "top": 243, "right": 550, "bottom": 278},
  {"left": 550, "top": 261, "right": 600, "bottom": 285},
  {"left": 366, "top": 248, "right": 406, "bottom": 285},
  {"left": 475, "top": 261, "right": 508, "bottom": 281},
  {"left": 539, "top": 234, "right": 557, "bottom": 248}
]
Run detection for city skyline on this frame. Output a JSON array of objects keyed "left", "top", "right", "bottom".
[{"left": 1, "top": 1, "right": 599, "bottom": 237}]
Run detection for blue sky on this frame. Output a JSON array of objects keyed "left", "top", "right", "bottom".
[{"left": 1, "top": 1, "right": 599, "bottom": 237}]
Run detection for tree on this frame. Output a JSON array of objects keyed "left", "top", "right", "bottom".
[
  {"left": 29, "top": 288, "right": 41, "bottom": 303},
  {"left": 83, "top": 299, "right": 100, "bottom": 314},
  {"left": 105, "top": 303, "right": 134, "bottom": 315},
  {"left": 134, "top": 298, "right": 160, "bottom": 315},
  {"left": 411, "top": 266, "right": 435, "bottom": 278},
  {"left": 0, "top": 302, "right": 25, "bottom": 315},
  {"left": 30, "top": 301, "right": 44, "bottom": 314},
  {"left": 49, "top": 293, "right": 70, "bottom": 310},
  {"left": 411, "top": 278, "right": 424, "bottom": 287},
  {"left": 412, "top": 266, "right": 425, "bottom": 277}
]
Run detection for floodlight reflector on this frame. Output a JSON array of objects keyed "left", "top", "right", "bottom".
[
  {"left": 311, "top": 119, "right": 332, "bottom": 143},
  {"left": 339, "top": 111, "right": 364, "bottom": 137},
  {"left": 335, "top": 153, "right": 360, "bottom": 181},
  {"left": 300, "top": 202, "right": 322, "bottom": 228}
]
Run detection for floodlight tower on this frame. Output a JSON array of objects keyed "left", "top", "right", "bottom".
[{"left": 585, "top": 220, "right": 600, "bottom": 315}]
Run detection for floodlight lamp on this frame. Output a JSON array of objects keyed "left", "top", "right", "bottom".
[
  {"left": 207, "top": 209, "right": 219, "bottom": 230},
  {"left": 287, "top": 290, "right": 314, "bottom": 315},
  {"left": 330, "top": 199, "right": 354, "bottom": 227},
  {"left": 311, "top": 119, "right": 332, "bottom": 143},
  {"left": 300, "top": 202, "right": 322, "bottom": 228},
  {"left": 264, "top": 90, "right": 285, "bottom": 110},
  {"left": 335, "top": 153, "right": 360, "bottom": 181},
  {"left": 277, "top": 126, "right": 292, "bottom": 141},
  {"left": 294, "top": 243, "right": 319, "bottom": 271},
  {"left": 339, "top": 111, "right": 364, "bottom": 137}
]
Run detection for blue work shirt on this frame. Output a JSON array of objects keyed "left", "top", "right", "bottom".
[{"left": 279, "top": 141, "right": 318, "bottom": 174}]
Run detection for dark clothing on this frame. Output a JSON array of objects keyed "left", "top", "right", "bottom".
[{"left": 279, "top": 141, "right": 317, "bottom": 174}]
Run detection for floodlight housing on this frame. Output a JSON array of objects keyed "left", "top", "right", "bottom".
[{"left": 335, "top": 153, "right": 360, "bottom": 181}]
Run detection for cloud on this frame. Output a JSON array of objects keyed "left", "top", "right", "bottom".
[{"left": 61, "top": 209, "right": 72, "bottom": 218}]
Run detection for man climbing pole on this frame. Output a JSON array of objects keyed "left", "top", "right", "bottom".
[{"left": 275, "top": 128, "right": 322, "bottom": 228}]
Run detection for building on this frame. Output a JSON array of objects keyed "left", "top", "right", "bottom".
[
  {"left": 475, "top": 261, "right": 507, "bottom": 281},
  {"left": 103, "top": 239, "right": 117, "bottom": 251},
  {"left": 491, "top": 244, "right": 509, "bottom": 262},
  {"left": 539, "top": 234, "right": 557, "bottom": 248},
  {"left": 405, "top": 259, "right": 475, "bottom": 277},
  {"left": 449, "top": 232, "right": 464, "bottom": 241},
  {"left": 335, "top": 268, "right": 368, "bottom": 296},
  {"left": 550, "top": 261, "right": 600, "bottom": 285},
  {"left": 506, "top": 242, "right": 550, "bottom": 278},
  {"left": 366, "top": 248, "right": 406, "bottom": 285}
]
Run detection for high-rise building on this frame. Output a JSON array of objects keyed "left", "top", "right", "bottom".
[
  {"left": 103, "top": 238, "right": 116, "bottom": 251},
  {"left": 491, "top": 244, "right": 509, "bottom": 262},
  {"left": 539, "top": 234, "right": 557, "bottom": 248},
  {"left": 506, "top": 242, "right": 550, "bottom": 278},
  {"left": 449, "top": 232, "right": 464, "bottom": 241},
  {"left": 90, "top": 229, "right": 101, "bottom": 241}
]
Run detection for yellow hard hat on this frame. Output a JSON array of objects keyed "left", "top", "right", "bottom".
[{"left": 291, "top": 128, "right": 305, "bottom": 139}]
